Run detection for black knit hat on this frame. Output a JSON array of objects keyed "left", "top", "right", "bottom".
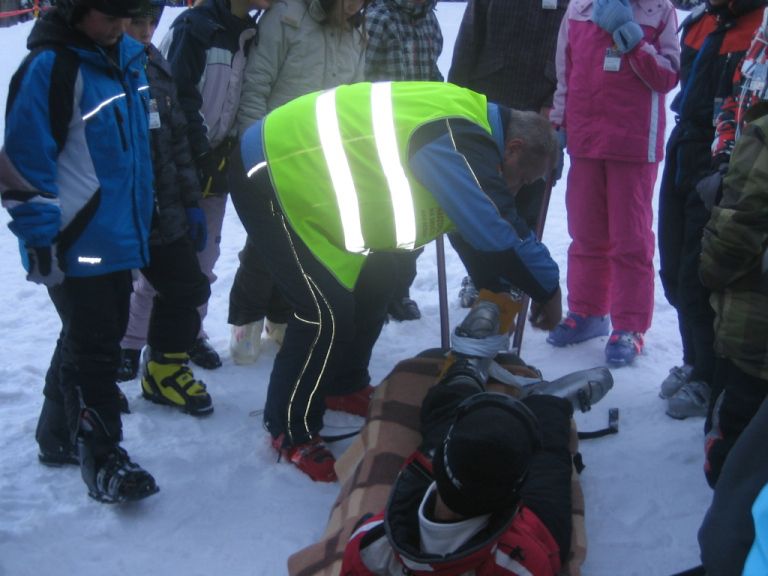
[
  {"left": 432, "top": 393, "right": 542, "bottom": 517},
  {"left": 57, "top": 0, "right": 149, "bottom": 23}
]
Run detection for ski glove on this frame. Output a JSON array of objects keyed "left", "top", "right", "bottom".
[
  {"left": 197, "top": 151, "right": 229, "bottom": 198},
  {"left": 696, "top": 164, "right": 728, "bottom": 211},
  {"left": 25, "top": 244, "right": 65, "bottom": 287},
  {"left": 529, "top": 286, "right": 563, "bottom": 331},
  {"left": 613, "top": 21, "right": 643, "bottom": 53},
  {"left": 592, "top": 0, "right": 634, "bottom": 34},
  {"left": 185, "top": 205, "right": 207, "bottom": 252}
]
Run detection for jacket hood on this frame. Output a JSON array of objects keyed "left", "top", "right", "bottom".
[{"left": 383, "top": 453, "right": 517, "bottom": 574}]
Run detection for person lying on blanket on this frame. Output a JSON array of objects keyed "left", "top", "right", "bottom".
[{"left": 340, "top": 300, "right": 583, "bottom": 576}]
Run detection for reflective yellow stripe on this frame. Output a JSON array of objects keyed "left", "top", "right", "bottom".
[
  {"left": 316, "top": 89, "right": 366, "bottom": 254},
  {"left": 371, "top": 82, "right": 416, "bottom": 250}
]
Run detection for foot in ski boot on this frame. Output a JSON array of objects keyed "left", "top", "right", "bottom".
[
  {"left": 36, "top": 397, "right": 79, "bottom": 466},
  {"left": 547, "top": 312, "right": 609, "bottom": 347},
  {"left": 659, "top": 364, "right": 693, "bottom": 399},
  {"left": 458, "top": 276, "right": 479, "bottom": 308},
  {"left": 78, "top": 407, "right": 158, "bottom": 503},
  {"left": 141, "top": 348, "right": 214, "bottom": 416},
  {"left": 265, "top": 320, "right": 287, "bottom": 347},
  {"left": 116, "top": 348, "right": 141, "bottom": 382},
  {"left": 230, "top": 320, "right": 263, "bottom": 365},
  {"left": 388, "top": 297, "right": 422, "bottom": 321},
  {"left": 455, "top": 300, "right": 501, "bottom": 340},
  {"left": 325, "top": 385, "right": 375, "bottom": 417},
  {"left": 271, "top": 434, "right": 337, "bottom": 482},
  {"left": 666, "top": 380, "right": 710, "bottom": 420},
  {"left": 529, "top": 367, "right": 614, "bottom": 412},
  {"left": 116, "top": 385, "right": 131, "bottom": 414},
  {"left": 188, "top": 337, "right": 222, "bottom": 370},
  {"left": 605, "top": 330, "right": 643, "bottom": 366}
]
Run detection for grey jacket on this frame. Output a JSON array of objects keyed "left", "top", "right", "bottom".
[{"left": 237, "top": 0, "right": 366, "bottom": 135}]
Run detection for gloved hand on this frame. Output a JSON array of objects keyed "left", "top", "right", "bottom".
[
  {"left": 592, "top": 0, "right": 634, "bottom": 34},
  {"left": 529, "top": 286, "right": 563, "bottom": 331},
  {"left": 696, "top": 164, "right": 728, "bottom": 211},
  {"left": 185, "top": 205, "right": 207, "bottom": 252},
  {"left": 25, "top": 245, "right": 65, "bottom": 287},
  {"left": 553, "top": 127, "right": 567, "bottom": 183},
  {"left": 613, "top": 20, "right": 644, "bottom": 53},
  {"left": 197, "top": 151, "right": 229, "bottom": 198}
]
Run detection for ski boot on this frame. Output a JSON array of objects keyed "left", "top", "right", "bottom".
[
  {"left": 116, "top": 348, "right": 141, "bottom": 382},
  {"left": 78, "top": 407, "right": 158, "bottom": 503},
  {"left": 526, "top": 367, "right": 614, "bottom": 412},
  {"left": 188, "top": 337, "right": 222, "bottom": 370},
  {"left": 458, "top": 276, "right": 479, "bottom": 308},
  {"left": 141, "top": 347, "right": 214, "bottom": 416},
  {"left": 448, "top": 299, "right": 503, "bottom": 385}
]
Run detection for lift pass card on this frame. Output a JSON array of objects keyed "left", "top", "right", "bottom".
[
  {"left": 148, "top": 98, "right": 161, "bottom": 130},
  {"left": 542, "top": 0, "right": 557, "bottom": 9},
  {"left": 603, "top": 48, "right": 622, "bottom": 72}
]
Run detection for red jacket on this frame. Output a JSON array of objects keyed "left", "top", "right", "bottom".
[{"left": 340, "top": 452, "right": 561, "bottom": 576}]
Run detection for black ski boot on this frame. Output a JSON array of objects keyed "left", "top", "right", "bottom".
[
  {"left": 188, "top": 337, "right": 222, "bottom": 370},
  {"left": 116, "top": 348, "right": 141, "bottom": 382},
  {"left": 78, "top": 408, "right": 158, "bottom": 503},
  {"left": 450, "top": 300, "right": 502, "bottom": 384}
]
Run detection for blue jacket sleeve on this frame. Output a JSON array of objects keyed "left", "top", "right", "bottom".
[{"left": 409, "top": 117, "right": 559, "bottom": 302}]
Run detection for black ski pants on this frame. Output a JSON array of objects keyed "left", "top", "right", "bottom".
[{"left": 37, "top": 272, "right": 133, "bottom": 454}]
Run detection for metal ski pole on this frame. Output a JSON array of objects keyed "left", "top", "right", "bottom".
[
  {"left": 436, "top": 234, "right": 451, "bottom": 350},
  {"left": 511, "top": 170, "right": 556, "bottom": 356}
]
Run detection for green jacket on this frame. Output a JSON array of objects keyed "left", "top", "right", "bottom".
[{"left": 700, "top": 113, "right": 768, "bottom": 379}]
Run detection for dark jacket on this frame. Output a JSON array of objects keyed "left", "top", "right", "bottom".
[
  {"left": 144, "top": 43, "right": 201, "bottom": 245},
  {"left": 448, "top": 0, "right": 568, "bottom": 111},
  {"left": 0, "top": 10, "right": 153, "bottom": 276}
]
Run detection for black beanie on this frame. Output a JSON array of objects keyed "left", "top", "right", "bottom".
[{"left": 432, "top": 393, "right": 541, "bottom": 518}]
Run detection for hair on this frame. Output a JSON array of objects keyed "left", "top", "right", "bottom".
[{"left": 506, "top": 109, "right": 558, "bottom": 169}]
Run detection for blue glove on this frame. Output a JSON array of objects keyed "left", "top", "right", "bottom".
[
  {"left": 25, "top": 244, "right": 65, "bottom": 287},
  {"left": 185, "top": 205, "right": 207, "bottom": 252},
  {"left": 592, "top": 0, "right": 634, "bottom": 34},
  {"left": 7, "top": 202, "right": 60, "bottom": 247},
  {"left": 613, "top": 21, "right": 644, "bottom": 53}
]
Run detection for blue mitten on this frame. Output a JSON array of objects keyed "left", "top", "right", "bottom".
[
  {"left": 592, "top": 0, "right": 634, "bottom": 34},
  {"left": 25, "top": 245, "right": 65, "bottom": 287},
  {"left": 185, "top": 205, "right": 207, "bottom": 252},
  {"left": 613, "top": 20, "right": 644, "bottom": 53}
]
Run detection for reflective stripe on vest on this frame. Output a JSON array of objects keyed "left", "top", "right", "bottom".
[{"left": 263, "top": 81, "right": 490, "bottom": 289}]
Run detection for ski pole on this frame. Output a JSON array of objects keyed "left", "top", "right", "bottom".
[{"left": 436, "top": 234, "right": 451, "bottom": 350}]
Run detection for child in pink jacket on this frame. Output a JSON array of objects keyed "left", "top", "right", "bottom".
[{"left": 547, "top": 0, "right": 679, "bottom": 365}]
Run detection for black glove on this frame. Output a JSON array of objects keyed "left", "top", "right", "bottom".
[
  {"left": 197, "top": 151, "right": 229, "bottom": 197},
  {"left": 696, "top": 164, "right": 728, "bottom": 211},
  {"left": 26, "top": 245, "right": 65, "bottom": 287}
]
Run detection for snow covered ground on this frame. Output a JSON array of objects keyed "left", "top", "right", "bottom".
[{"left": 0, "top": 4, "right": 713, "bottom": 575}]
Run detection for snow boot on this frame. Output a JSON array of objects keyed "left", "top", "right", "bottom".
[
  {"left": 605, "top": 330, "right": 644, "bottom": 366},
  {"left": 78, "top": 408, "right": 158, "bottom": 503},
  {"left": 547, "top": 312, "right": 610, "bottom": 347},
  {"left": 116, "top": 348, "right": 141, "bottom": 382},
  {"left": 265, "top": 320, "right": 287, "bottom": 347},
  {"left": 188, "top": 337, "right": 222, "bottom": 370},
  {"left": 271, "top": 434, "right": 337, "bottom": 482},
  {"left": 666, "top": 380, "right": 710, "bottom": 420},
  {"left": 388, "top": 297, "right": 422, "bottom": 321},
  {"left": 526, "top": 367, "right": 614, "bottom": 412},
  {"left": 659, "top": 364, "right": 693, "bottom": 399},
  {"left": 458, "top": 275, "right": 479, "bottom": 308},
  {"left": 141, "top": 348, "right": 213, "bottom": 416},
  {"left": 230, "top": 320, "right": 263, "bottom": 365}
]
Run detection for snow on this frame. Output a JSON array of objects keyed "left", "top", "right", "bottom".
[{"left": 0, "top": 4, "right": 712, "bottom": 575}]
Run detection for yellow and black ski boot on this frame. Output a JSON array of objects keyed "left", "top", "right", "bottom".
[{"left": 141, "top": 348, "right": 213, "bottom": 416}]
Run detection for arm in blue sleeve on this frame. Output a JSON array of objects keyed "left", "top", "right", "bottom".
[{"left": 409, "top": 118, "right": 559, "bottom": 301}]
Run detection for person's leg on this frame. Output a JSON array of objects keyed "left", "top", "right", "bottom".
[
  {"left": 519, "top": 394, "right": 574, "bottom": 564},
  {"left": 121, "top": 274, "right": 156, "bottom": 351},
  {"left": 228, "top": 236, "right": 274, "bottom": 327},
  {"left": 565, "top": 157, "right": 610, "bottom": 317},
  {"left": 605, "top": 160, "right": 658, "bottom": 333},
  {"left": 194, "top": 194, "right": 227, "bottom": 337},
  {"left": 36, "top": 336, "right": 78, "bottom": 463}
]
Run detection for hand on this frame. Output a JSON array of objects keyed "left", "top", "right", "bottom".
[
  {"left": 592, "top": 0, "right": 634, "bottom": 34},
  {"left": 25, "top": 245, "right": 65, "bottom": 287},
  {"left": 553, "top": 128, "right": 567, "bottom": 183},
  {"left": 529, "top": 286, "right": 562, "bottom": 331},
  {"left": 197, "top": 151, "right": 229, "bottom": 197},
  {"left": 185, "top": 205, "right": 207, "bottom": 252},
  {"left": 613, "top": 21, "right": 643, "bottom": 53},
  {"left": 696, "top": 164, "right": 727, "bottom": 211}
]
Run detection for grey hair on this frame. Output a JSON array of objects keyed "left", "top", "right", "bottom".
[{"left": 506, "top": 109, "right": 558, "bottom": 169}]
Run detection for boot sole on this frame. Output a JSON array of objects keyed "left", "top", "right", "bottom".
[
  {"left": 88, "top": 483, "right": 160, "bottom": 504},
  {"left": 141, "top": 391, "right": 214, "bottom": 417}
]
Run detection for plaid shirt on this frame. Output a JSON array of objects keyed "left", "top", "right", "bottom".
[{"left": 364, "top": 0, "right": 444, "bottom": 81}]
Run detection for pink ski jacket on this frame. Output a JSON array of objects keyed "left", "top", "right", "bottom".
[{"left": 550, "top": 0, "right": 680, "bottom": 163}]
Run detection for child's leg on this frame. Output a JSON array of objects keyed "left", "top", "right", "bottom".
[
  {"left": 195, "top": 194, "right": 227, "bottom": 337},
  {"left": 605, "top": 161, "right": 658, "bottom": 333},
  {"left": 565, "top": 157, "right": 610, "bottom": 316},
  {"left": 121, "top": 274, "right": 156, "bottom": 351}
]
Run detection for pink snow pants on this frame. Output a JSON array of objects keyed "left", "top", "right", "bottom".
[
  {"left": 121, "top": 194, "right": 227, "bottom": 350},
  {"left": 565, "top": 157, "right": 658, "bottom": 333}
]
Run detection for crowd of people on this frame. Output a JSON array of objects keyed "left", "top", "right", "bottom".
[{"left": 2, "top": 0, "right": 768, "bottom": 571}]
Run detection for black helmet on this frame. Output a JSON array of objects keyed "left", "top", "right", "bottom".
[{"left": 56, "top": 0, "right": 149, "bottom": 23}]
